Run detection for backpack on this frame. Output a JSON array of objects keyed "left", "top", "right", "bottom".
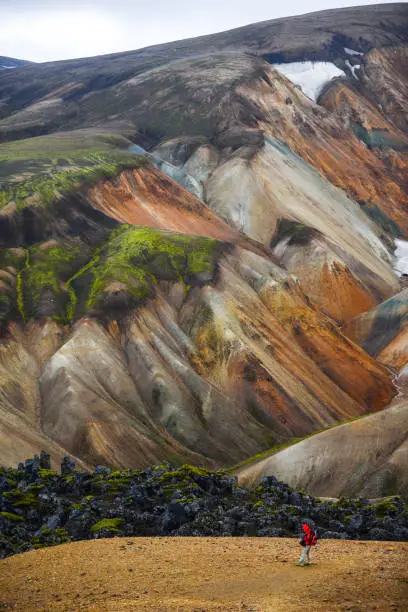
[{"left": 299, "top": 528, "right": 318, "bottom": 547}]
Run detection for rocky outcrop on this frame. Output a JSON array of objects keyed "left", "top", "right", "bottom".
[
  {"left": 2, "top": 459, "right": 408, "bottom": 559},
  {"left": 320, "top": 78, "right": 408, "bottom": 152},
  {"left": 272, "top": 232, "right": 377, "bottom": 324},
  {"left": 205, "top": 137, "right": 398, "bottom": 300},
  {"left": 40, "top": 318, "right": 225, "bottom": 468},
  {"left": 0, "top": 321, "right": 86, "bottom": 469},
  {"left": 237, "top": 398, "right": 408, "bottom": 498}
]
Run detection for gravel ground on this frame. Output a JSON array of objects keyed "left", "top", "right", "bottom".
[{"left": 0, "top": 537, "right": 407, "bottom": 610}]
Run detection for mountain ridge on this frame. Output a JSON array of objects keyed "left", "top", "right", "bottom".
[{"left": 4, "top": 3, "right": 407, "bottom": 67}]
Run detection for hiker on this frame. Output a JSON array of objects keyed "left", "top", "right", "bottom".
[{"left": 296, "top": 523, "right": 318, "bottom": 566}]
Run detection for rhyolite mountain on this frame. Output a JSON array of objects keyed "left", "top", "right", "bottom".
[{"left": 0, "top": 4, "right": 408, "bottom": 497}]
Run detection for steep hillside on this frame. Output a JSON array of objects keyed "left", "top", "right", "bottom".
[
  {"left": 1, "top": 226, "right": 394, "bottom": 468},
  {"left": 0, "top": 4, "right": 408, "bottom": 490},
  {"left": 237, "top": 398, "right": 408, "bottom": 497}
]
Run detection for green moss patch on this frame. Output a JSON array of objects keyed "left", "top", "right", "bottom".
[
  {"left": 3, "top": 490, "right": 39, "bottom": 508},
  {"left": 20, "top": 241, "right": 88, "bottom": 321},
  {"left": 374, "top": 497, "right": 400, "bottom": 518},
  {"left": 38, "top": 469, "right": 59, "bottom": 479},
  {"left": 0, "top": 152, "right": 145, "bottom": 211},
  {"left": 0, "top": 131, "right": 147, "bottom": 211},
  {"left": 1, "top": 225, "right": 224, "bottom": 325},
  {"left": 156, "top": 464, "right": 212, "bottom": 484},
  {"left": 90, "top": 518, "right": 124, "bottom": 534},
  {"left": 0, "top": 511, "right": 24, "bottom": 522},
  {"left": 71, "top": 226, "right": 223, "bottom": 316}
]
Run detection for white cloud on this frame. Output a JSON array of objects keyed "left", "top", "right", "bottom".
[{"left": 1, "top": 8, "right": 130, "bottom": 61}]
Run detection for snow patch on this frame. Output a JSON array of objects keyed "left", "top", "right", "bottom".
[
  {"left": 345, "top": 60, "right": 361, "bottom": 80},
  {"left": 393, "top": 239, "right": 408, "bottom": 276},
  {"left": 273, "top": 61, "right": 345, "bottom": 102},
  {"left": 344, "top": 47, "right": 363, "bottom": 56}
]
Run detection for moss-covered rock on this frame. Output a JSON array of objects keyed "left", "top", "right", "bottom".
[
  {"left": 156, "top": 464, "right": 212, "bottom": 484},
  {"left": 71, "top": 226, "right": 224, "bottom": 317},
  {"left": 0, "top": 511, "right": 24, "bottom": 522},
  {"left": 38, "top": 469, "right": 59, "bottom": 480},
  {"left": 3, "top": 490, "right": 39, "bottom": 508},
  {"left": 1, "top": 220, "right": 225, "bottom": 325},
  {"left": 20, "top": 240, "right": 89, "bottom": 321},
  {"left": 2, "top": 455, "right": 407, "bottom": 560},
  {"left": 90, "top": 518, "right": 124, "bottom": 534},
  {"left": 374, "top": 497, "right": 400, "bottom": 518}
]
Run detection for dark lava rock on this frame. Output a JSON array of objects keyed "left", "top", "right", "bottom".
[
  {"left": 368, "top": 527, "right": 390, "bottom": 541},
  {"left": 0, "top": 454, "right": 407, "bottom": 559},
  {"left": 321, "top": 531, "right": 347, "bottom": 539},
  {"left": 61, "top": 456, "right": 76, "bottom": 475}
]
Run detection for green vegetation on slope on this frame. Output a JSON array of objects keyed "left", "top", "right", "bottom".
[
  {"left": 19, "top": 241, "right": 90, "bottom": 322},
  {"left": 0, "top": 129, "right": 226, "bottom": 325},
  {"left": 71, "top": 225, "right": 223, "bottom": 316},
  {"left": 0, "top": 248, "right": 25, "bottom": 329},
  {"left": 0, "top": 131, "right": 147, "bottom": 211},
  {"left": 1, "top": 226, "right": 225, "bottom": 324}
]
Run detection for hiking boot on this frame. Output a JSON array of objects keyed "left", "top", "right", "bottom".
[
  {"left": 296, "top": 563, "right": 303, "bottom": 566},
  {"left": 304, "top": 562, "right": 311, "bottom": 566}
]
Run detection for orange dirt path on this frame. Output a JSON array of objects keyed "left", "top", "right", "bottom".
[{"left": 0, "top": 538, "right": 407, "bottom": 611}]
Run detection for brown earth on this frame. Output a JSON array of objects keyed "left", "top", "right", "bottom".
[
  {"left": 87, "top": 166, "right": 241, "bottom": 243},
  {"left": 0, "top": 538, "right": 407, "bottom": 611}
]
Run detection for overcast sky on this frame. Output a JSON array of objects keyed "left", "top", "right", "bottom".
[{"left": 1, "top": 0, "right": 400, "bottom": 63}]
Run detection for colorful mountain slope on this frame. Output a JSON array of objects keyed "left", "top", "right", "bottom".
[
  {"left": 237, "top": 397, "right": 408, "bottom": 497},
  {"left": 0, "top": 4, "right": 407, "bottom": 491}
]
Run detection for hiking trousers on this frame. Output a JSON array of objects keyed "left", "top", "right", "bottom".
[{"left": 298, "top": 545, "right": 312, "bottom": 565}]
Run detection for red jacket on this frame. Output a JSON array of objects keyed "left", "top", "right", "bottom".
[{"left": 302, "top": 525, "right": 317, "bottom": 546}]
